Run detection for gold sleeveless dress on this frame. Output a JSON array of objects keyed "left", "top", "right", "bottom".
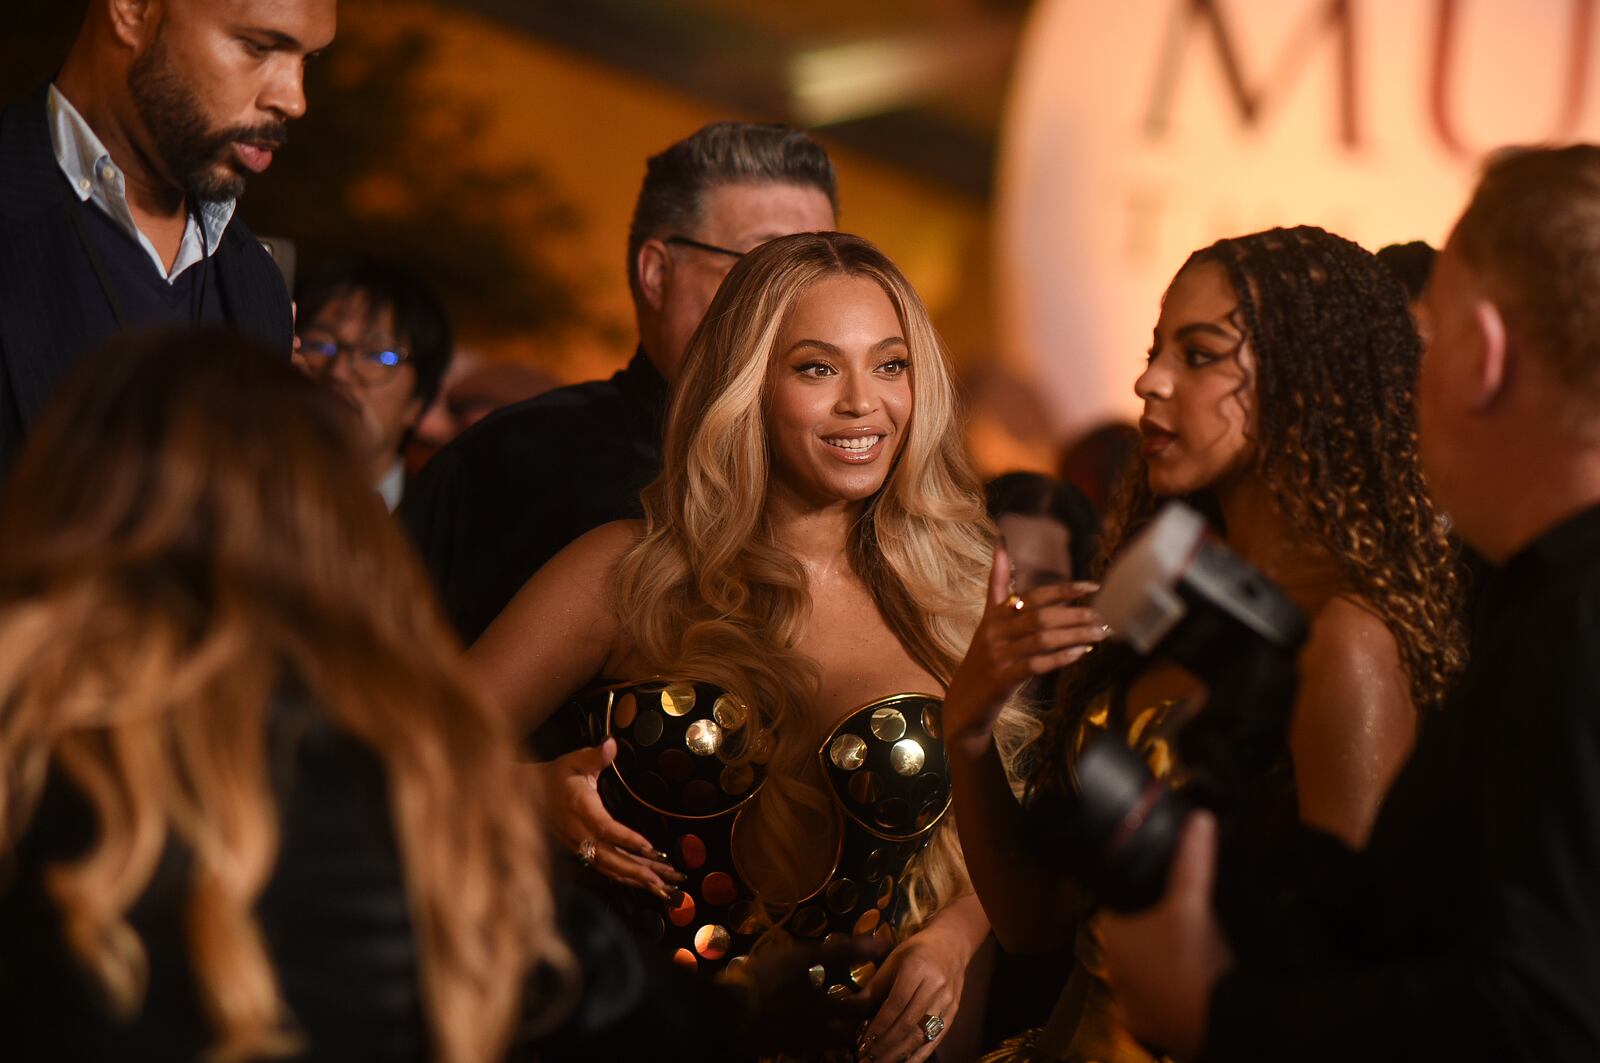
[{"left": 980, "top": 694, "right": 1181, "bottom": 1063}]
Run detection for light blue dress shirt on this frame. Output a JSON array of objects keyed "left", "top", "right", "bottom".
[{"left": 47, "top": 84, "right": 236, "bottom": 283}]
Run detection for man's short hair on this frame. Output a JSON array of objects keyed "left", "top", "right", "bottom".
[
  {"left": 626, "top": 122, "right": 839, "bottom": 299},
  {"left": 1375, "top": 241, "right": 1436, "bottom": 303},
  {"left": 296, "top": 255, "right": 454, "bottom": 408},
  {"left": 1454, "top": 145, "right": 1600, "bottom": 393}
]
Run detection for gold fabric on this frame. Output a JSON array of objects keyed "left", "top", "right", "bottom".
[
  {"left": 980, "top": 964, "right": 1171, "bottom": 1063},
  {"left": 986, "top": 693, "right": 1182, "bottom": 1063}
]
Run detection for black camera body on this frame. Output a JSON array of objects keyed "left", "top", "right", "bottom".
[{"left": 1048, "top": 502, "right": 1307, "bottom": 913}]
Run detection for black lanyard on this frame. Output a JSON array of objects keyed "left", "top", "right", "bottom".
[{"left": 65, "top": 191, "right": 213, "bottom": 329}]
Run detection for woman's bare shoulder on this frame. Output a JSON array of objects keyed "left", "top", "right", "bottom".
[
  {"left": 1301, "top": 594, "right": 1403, "bottom": 676},
  {"left": 1295, "top": 592, "right": 1412, "bottom": 736},
  {"left": 1291, "top": 595, "right": 1417, "bottom": 847},
  {"left": 531, "top": 519, "right": 645, "bottom": 589},
  {"left": 468, "top": 521, "right": 646, "bottom": 726},
  {"left": 565, "top": 519, "right": 645, "bottom": 563},
  {"left": 478, "top": 520, "right": 642, "bottom": 645}
]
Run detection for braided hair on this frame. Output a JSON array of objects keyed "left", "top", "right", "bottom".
[{"left": 1032, "top": 225, "right": 1467, "bottom": 793}]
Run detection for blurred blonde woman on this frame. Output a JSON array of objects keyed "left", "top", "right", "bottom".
[
  {"left": 474, "top": 231, "right": 997, "bottom": 1061},
  {"left": 0, "top": 332, "right": 572, "bottom": 1062}
]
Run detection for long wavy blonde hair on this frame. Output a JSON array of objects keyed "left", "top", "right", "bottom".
[
  {"left": 0, "top": 332, "right": 572, "bottom": 1062},
  {"left": 612, "top": 231, "right": 992, "bottom": 931}
]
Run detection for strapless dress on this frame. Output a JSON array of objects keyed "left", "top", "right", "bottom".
[{"left": 576, "top": 679, "right": 950, "bottom": 997}]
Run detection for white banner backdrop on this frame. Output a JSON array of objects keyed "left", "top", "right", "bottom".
[{"left": 998, "top": 0, "right": 1599, "bottom": 439}]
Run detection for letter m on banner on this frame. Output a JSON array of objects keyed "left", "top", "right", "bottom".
[{"left": 1144, "top": 0, "right": 1359, "bottom": 148}]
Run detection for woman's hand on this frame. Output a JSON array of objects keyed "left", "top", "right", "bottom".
[
  {"left": 857, "top": 926, "right": 970, "bottom": 1063},
  {"left": 732, "top": 933, "right": 889, "bottom": 1058},
  {"left": 944, "top": 543, "right": 1108, "bottom": 759},
  {"left": 531, "top": 738, "right": 684, "bottom": 896},
  {"left": 1096, "top": 811, "right": 1232, "bottom": 1060}
]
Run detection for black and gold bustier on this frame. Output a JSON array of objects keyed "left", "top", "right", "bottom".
[{"left": 579, "top": 680, "right": 950, "bottom": 995}]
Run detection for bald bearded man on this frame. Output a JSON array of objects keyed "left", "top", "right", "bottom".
[{"left": 0, "top": 0, "right": 335, "bottom": 471}]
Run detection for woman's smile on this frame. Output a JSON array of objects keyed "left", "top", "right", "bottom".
[{"left": 769, "top": 273, "right": 913, "bottom": 506}]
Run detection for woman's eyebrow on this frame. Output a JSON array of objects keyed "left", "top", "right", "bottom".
[
  {"left": 784, "top": 338, "right": 842, "bottom": 356},
  {"left": 785, "top": 336, "right": 908, "bottom": 355},
  {"left": 1174, "top": 319, "right": 1240, "bottom": 341}
]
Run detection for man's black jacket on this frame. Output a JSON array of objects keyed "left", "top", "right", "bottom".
[
  {"left": 400, "top": 349, "right": 668, "bottom": 651},
  {"left": 1203, "top": 504, "right": 1600, "bottom": 1061}
]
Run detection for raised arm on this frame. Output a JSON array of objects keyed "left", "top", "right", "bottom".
[
  {"left": 467, "top": 520, "right": 638, "bottom": 734},
  {"left": 1288, "top": 595, "right": 1417, "bottom": 849},
  {"left": 944, "top": 545, "right": 1108, "bottom": 951}
]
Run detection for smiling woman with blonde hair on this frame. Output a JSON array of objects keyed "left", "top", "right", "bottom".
[{"left": 473, "top": 230, "right": 1010, "bottom": 1060}]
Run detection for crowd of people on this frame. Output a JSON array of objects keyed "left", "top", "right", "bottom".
[{"left": 2, "top": 1, "right": 1599, "bottom": 1062}]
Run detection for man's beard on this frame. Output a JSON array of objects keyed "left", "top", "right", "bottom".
[{"left": 127, "top": 31, "right": 288, "bottom": 203}]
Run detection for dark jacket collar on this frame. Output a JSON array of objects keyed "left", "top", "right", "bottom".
[
  {"left": 1485, "top": 501, "right": 1600, "bottom": 607},
  {"left": 614, "top": 346, "right": 670, "bottom": 429}
]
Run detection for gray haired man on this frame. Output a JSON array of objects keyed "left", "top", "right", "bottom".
[{"left": 401, "top": 121, "right": 837, "bottom": 649}]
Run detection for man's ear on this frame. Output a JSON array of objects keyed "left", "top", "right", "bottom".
[
  {"left": 107, "top": 0, "right": 159, "bottom": 50},
  {"left": 636, "top": 239, "right": 671, "bottom": 313},
  {"left": 1470, "top": 298, "right": 1508, "bottom": 413}
]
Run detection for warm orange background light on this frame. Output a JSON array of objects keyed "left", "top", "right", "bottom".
[
  {"left": 348, "top": 2, "right": 994, "bottom": 390},
  {"left": 999, "top": 0, "right": 1600, "bottom": 440}
]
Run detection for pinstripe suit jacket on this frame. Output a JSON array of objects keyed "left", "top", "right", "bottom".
[{"left": 0, "top": 85, "right": 292, "bottom": 473}]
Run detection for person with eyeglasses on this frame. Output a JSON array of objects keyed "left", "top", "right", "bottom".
[
  {"left": 295, "top": 255, "right": 453, "bottom": 510},
  {"left": 399, "top": 121, "right": 838, "bottom": 654}
]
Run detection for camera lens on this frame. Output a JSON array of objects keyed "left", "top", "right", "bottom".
[{"left": 1070, "top": 738, "right": 1188, "bottom": 912}]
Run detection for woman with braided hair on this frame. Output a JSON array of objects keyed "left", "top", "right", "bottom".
[{"left": 943, "top": 225, "right": 1468, "bottom": 1062}]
